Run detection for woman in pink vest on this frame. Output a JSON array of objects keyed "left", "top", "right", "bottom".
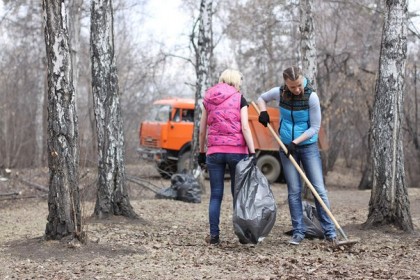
[{"left": 198, "top": 69, "right": 256, "bottom": 245}]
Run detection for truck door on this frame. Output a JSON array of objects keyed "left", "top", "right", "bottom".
[{"left": 166, "top": 108, "right": 194, "bottom": 151}]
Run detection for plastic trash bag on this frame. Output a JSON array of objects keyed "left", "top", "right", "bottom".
[
  {"left": 155, "top": 186, "right": 177, "bottom": 200},
  {"left": 233, "top": 157, "right": 277, "bottom": 244},
  {"left": 285, "top": 200, "right": 324, "bottom": 239},
  {"left": 301, "top": 200, "right": 324, "bottom": 238},
  {"left": 155, "top": 173, "right": 201, "bottom": 203},
  {"left": 172, "top": 173, "right": 201, "bottom": 203}
]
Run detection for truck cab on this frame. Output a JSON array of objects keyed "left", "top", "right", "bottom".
[{"left": 138, "top": 98, "right": 195, "bottom": 178}]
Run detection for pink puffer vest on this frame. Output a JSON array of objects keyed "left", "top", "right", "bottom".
[{"left": 203, "top": 83, "right": 248, "bottom": 155}]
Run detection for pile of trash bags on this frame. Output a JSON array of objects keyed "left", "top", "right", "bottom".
[{"left": 155, "top": 173, "right": 201, "bottom": 203}]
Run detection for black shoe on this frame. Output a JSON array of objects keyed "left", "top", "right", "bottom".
[{"left": 210, "top": 235, "right": 220, "bottom": 245}]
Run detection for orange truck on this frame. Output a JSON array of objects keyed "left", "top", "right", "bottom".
[{"left": 137, "top": 97, "right": 284, "bottom": 183}]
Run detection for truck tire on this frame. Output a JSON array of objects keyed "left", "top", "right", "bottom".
[
  {"left": 177, "top": 151, "right": 191, "bottom": 173},
  {"left": 257, "top": 154, "right": 281, "bottom": 183}
]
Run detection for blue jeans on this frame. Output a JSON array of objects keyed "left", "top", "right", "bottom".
[
  {"left": 206, "top": 153, "right": 247, "bottom": 237},
  {"left": 280, "top": 143, "right": 336, "bottom": 239}
]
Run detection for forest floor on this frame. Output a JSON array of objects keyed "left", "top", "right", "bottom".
[{"left": 0, "top": 160, "right": 420, "bottom": 279}]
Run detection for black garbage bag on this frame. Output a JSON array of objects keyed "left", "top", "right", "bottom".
[
  {"left": 284, "top": 200, "right": 324, "bottom": 239},
  {"left": 155, "top": 186, "right": 177, "bottom": 200},
  {"left": 302, "top": 200, "right": 324, "bottom": 238},
  {"left": 155, "top": 173, "right": 201, "bottom": 203},
  {"left": 172, "top": 173, "right": 201, "bottom": 203},
  {"left": 233, "top": 157, "right": 277, "bottom": 244}
]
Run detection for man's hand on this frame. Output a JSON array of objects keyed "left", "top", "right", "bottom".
[
  {"left": 286, "top": 142, "right": 297, "bottom": 158},
  {"left": 258, "top": 111, "right": 270, "bottom": 127},
  {"left": 198, "top": 153, "right": 206, "bottom": 167}
]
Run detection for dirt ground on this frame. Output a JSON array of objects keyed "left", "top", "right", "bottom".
[{"left": 0, "top": 161, "right": 420, "bottom": 280}]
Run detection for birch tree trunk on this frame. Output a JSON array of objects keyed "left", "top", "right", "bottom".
[
  {"left": 190, "top": 0, "right": 213, "bottom": 171},
  {"left": 358, "top": 0, "right": 384, "bottom": 190},
  {"left": 299, "top": 0, "right": 317, "bottom": 89},
  {"left": 364, "top": 0, "right": 413, "bottom": 231},
  {"left": 42, "top": 0, "right": 83, "bottom": 241},
  {"left": 299, "top": 0, "right": 323, "bottom": 197},
  {"left": 91, "top": 0, "right": 137, "bottom": 219},
  {"left": 68, "top": 0, "right": 83, "bottom": 98}
]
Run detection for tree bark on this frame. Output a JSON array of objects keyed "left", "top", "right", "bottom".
[
  {"left": 299, "top": 0, "right": 317, "bottom": 89},
  {"left": 190, "top": 0, "right": 213, "bottom": 171},
  {"left": 299, "top": 0, "right": 316, "bottom": 198},
  {"left": 90, "top": 0, "right": 137, "bottom": 219},
  {"left": 42, "top": 0, "right": 83, "bottom": 240},
  {"left": 364, "top": 0, "right": 413, "bottom": 231},
  {"left": 68, "top": 0, "right": 83, "bottom": 98},
  {"left": 358, "top": 0, "right": 384, "bottom": 190}
]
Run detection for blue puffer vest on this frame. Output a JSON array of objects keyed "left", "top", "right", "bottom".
[{"left": 278, "top": 79, "right": 318, "bottom": 145}]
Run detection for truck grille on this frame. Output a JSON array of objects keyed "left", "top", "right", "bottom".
[{"left": 142, "top": 137, "right": 158, "bottom": 148}]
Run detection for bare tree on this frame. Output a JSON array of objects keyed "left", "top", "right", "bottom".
[
  {"left": 300, "top": 0, "right": 328, "bottom": 176},
  {"left": 67, "top": 0, "right": 83, "bottom": 98},
  {"left": 364, "top": 0, "right": 413, "bottom": 231},
  {"left": 190, "top": 0, "right": 213, "bottom": 171},
  {"left": 90, "top": 0, "right": 137, "bottom": 219},
  {"left": 299, "top": 0, "right": 325, "bottom": 194},
  {"left": 300, "top": 0, "right": 317, "bottom": 88},
  {"left": 42, "top": 0, "right": 83, "bottom": 241}
]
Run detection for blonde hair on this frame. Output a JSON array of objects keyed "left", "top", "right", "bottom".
[{"left": 219, "top": 69, "right": 243, "bottom": 91}]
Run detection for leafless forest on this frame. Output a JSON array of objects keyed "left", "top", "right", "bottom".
[
  {"left": 0, "top": 0, "right": 419, "bottom": 183},
  {"left": 0, "top": 1, "right": 420, "bottom": 279}
]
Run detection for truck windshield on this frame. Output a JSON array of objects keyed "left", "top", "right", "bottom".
[{"left": 149, "top": 104, "right": 171, "bottom": 122}]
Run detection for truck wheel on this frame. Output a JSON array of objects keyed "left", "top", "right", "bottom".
[
  {"left": 177, "top": 151, "right": 191, "bottom": 173},
  {"left": 157, "top": 160, "right": 177, "bottom": 179},
  {"left": 257, "top": 154, "right": 281, "bottom": 183}
]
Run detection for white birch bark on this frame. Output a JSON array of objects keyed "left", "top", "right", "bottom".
[
  {"left": 91, "top": 0, "right": 137, "bottom": 219},
  {"left": 42, "top": 0, "right": 83, "bottom": 240},
  {"left": 191, "top": 0, "right": 213, "bottom": 171},
  {"left": 366, "top": 0, "right": 413, "bottom": 231},
  {"left": 68, "top": 0, "right": 83, "bottom": 95},
  {"left": 299, "top": 0, "right": 317, "bottom": 89}
]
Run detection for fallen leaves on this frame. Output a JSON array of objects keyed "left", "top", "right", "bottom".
[{"left": 0, "top": 165, "right": 420, "bottom": 279}]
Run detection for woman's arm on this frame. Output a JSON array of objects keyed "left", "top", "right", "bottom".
[
  {"left": 240, "top": 106, "right": 255, "bottom": 154},
  {"left": 257, "top": 87, "right": 281, "bottom": 111},
  {"left": 199, "top": 105, "right": 208, "bottom": 153}
]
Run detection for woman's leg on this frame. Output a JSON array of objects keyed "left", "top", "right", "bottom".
[
  {"left": 280, "top": 151, "right": 305, "bottom": 239},
  {"left": 300, "top": 144, "right": 336, "bottom": 239},
  {"left": 206, "top": 153, "right": 226, "bottom": 237}
]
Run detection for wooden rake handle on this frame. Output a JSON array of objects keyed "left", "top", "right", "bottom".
[{"left": 250, "top": 101, "right": 348, "bottom": 240}]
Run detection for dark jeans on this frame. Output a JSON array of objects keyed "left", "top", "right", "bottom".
[{"left": 206, "top": 153, "right": 247, "bottom": 237}]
